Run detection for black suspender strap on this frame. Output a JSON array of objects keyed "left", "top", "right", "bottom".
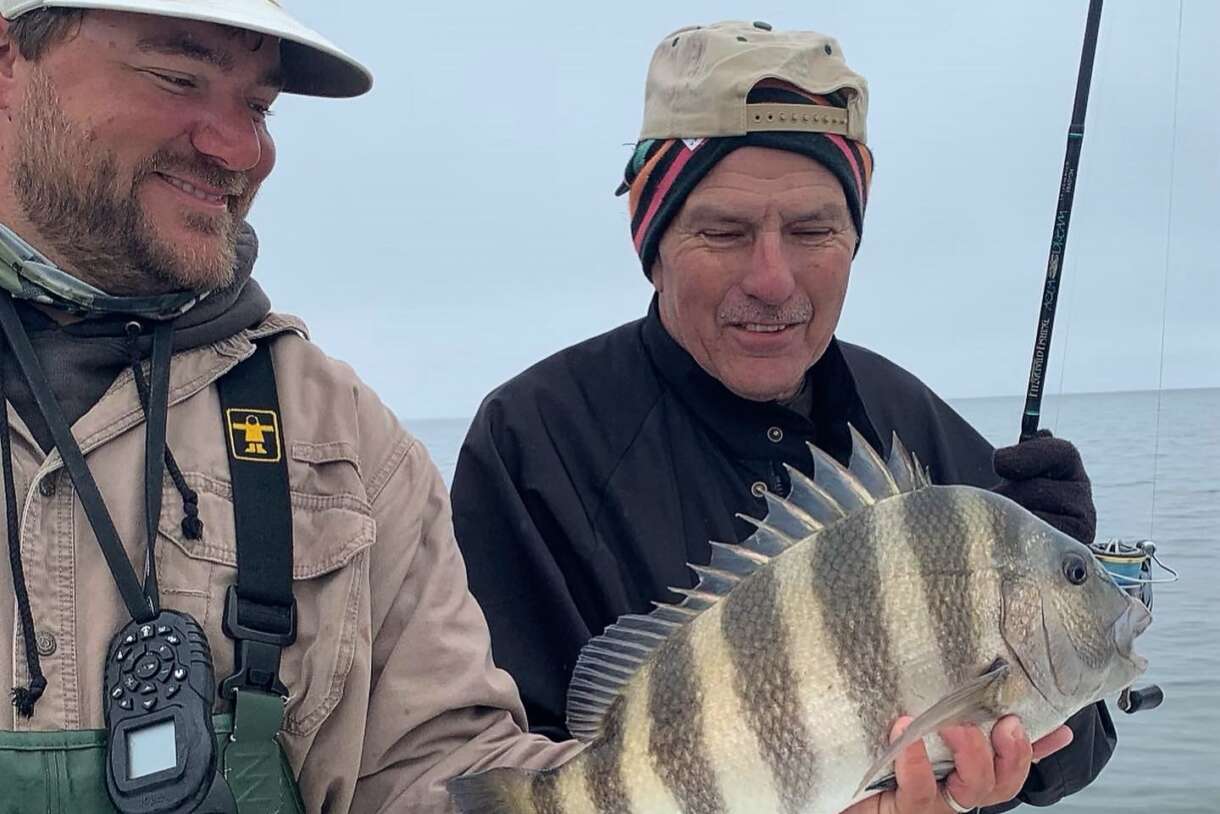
[{"left": 216, "top": 341, "right": 296, "bottom": 699}]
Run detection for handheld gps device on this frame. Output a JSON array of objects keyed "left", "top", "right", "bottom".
[{"left": 103, "top": 610, "right": 236, "bottom": 813}]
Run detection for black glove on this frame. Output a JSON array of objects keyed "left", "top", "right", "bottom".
[{"left": 992, "top": 430, "right": 1097, "bottom": 544}]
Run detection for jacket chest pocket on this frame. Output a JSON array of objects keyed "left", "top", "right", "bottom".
[{"left": 155, "top": 450, "right": 374, "bottom": 736}]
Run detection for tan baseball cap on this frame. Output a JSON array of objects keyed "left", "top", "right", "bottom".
[
  {"left": 0, "top": 0, "right": 372, "bottom": 97},
  {"left": 640, "top": 20, "right": 868, "bottom": 144}
]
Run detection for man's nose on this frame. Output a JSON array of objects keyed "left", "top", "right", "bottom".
[
  {"left": 189, "top": 105, "right": 264, "bottom": 173},
  {"left": 740, "top": 230, "right": 797, "bottom": 305}
]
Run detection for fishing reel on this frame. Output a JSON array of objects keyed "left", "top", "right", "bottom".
[
  {"left": 1088, "top": 538, "right": 1179, "bottom": 714},
  {"left": 1090, "top": 538, "right": 1178, "bottom": 612}
]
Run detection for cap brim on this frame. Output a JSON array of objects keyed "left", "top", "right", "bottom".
[{"left": 4, "top": 0, "right": 372, "bottom": 97}]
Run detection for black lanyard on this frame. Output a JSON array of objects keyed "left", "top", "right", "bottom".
[{"left": 0, "top": 293, "right": 171, "bottom": 623}]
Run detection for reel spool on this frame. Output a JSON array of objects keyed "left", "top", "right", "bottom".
[{"left": 1090, "top": 538, "right": 1179, "bottom": 612}]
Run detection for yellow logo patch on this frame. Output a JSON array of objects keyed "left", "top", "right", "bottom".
[{"left": 226, "top": 408, "right": 282, "bottom": 463}]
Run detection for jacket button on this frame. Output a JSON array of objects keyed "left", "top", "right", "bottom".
[
  {"left": 38, "top": 477, "right": 56, "bottom": 497},
  {"left": 766, "top": 427, "right": 784, "bottom": 443},
  {"left": 35, "top": 631, "right": 57, "bottom": 657},
  {"left": 751, "top": 481, "right": 768, "bottom": 498}
]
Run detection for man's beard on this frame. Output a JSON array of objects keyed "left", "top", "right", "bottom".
[{"left": 10, "top": 69, "right": 257, "bottom": 296}]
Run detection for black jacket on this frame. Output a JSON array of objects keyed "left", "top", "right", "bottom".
[{"left": 451, "top": 300, "right": 1116, "bottom": 809}]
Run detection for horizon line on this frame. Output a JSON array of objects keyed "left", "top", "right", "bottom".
[{"left": 400, "top": 384, "right": 1219, "bottom": 424}]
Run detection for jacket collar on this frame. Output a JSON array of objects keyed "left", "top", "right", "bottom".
[
  {"left": 640, "top": 296, "right": 880, "bottom": 465},
  {"left": 31, "top": 313, "right": 305, "bottom": 476}
]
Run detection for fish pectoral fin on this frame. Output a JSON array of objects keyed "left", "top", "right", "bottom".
[
  {"left": 863, "top": 756, "right": 956, "bottom": 795},
  {"left": 853, "top": 659, "right": 1011, "bottom": 797},
  {"left": 864, "top": 760, "right": 956, "bottom": 794}
]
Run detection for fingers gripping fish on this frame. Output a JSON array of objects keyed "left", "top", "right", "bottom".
[{"left": 450, "top": 428, "right": 1151, "bottom": 814}]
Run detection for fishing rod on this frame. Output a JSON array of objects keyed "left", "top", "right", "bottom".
[
  {"left": 1019, "top": 0, "right": 1104, "bottom": 443},
  {"left": 1018, "top": 0, "right": 1177, "bottom": 715}
]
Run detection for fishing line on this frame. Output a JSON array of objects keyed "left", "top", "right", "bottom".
[{"left": 1149, "top": 0, "right": 1186, "bottom": 540}]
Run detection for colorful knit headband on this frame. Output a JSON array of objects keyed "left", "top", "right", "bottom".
[{"left": 618, "top": 84, "right": 874, "bottom": 277}]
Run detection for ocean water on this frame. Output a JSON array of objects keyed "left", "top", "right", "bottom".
[{"left": 407, "top": 388, "right": 1220, "bottom": 813}]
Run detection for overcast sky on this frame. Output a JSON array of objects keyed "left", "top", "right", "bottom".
[{"left": 248, "top": 1, "right": 1218, "bottom": 420}]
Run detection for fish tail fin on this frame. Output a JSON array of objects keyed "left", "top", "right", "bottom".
[{"left": 448, "top": 766, "right": 540, "bottom": 814}]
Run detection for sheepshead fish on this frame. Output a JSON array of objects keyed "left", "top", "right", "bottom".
[{"left": 450, "top": 428, "right": 1151, "bottom": 814}]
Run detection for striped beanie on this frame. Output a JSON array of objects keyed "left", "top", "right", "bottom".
[{"left": 619, "top": 82, "right": 875, "bottom": 277}]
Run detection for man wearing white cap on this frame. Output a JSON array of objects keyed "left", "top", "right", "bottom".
[{"left": 0, "top": 3, "right": 574, "bottom": 812}]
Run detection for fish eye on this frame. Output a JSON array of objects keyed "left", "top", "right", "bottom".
[{"left": 1063, "top": 554, "right": 1090, "bottom": 585}]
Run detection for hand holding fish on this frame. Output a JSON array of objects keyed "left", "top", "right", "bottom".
[{"left": 838, "top": 717, "right": 1075, "bottom": 814}]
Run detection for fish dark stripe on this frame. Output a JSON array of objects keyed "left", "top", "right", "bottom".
[
  {"left": 905, "top": 488, "right": 982, "bottom": 684},
  {"left": 648, "top": 629, "right": 727, "bottom": 814},
  {"left": 813, "top": 509, "right": 900, "bottom": 750},
  {"left": 530, "top": 773, "right": 565, "bottom": 814},
  {"left": 585, "top": 699, "right": 633, "bottom": 814},
  {"left": 721, "top": 566, "right": 819, "bottom": 814}
]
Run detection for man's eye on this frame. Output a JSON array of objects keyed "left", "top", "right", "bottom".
[
  {"left": 249, "top": 102, "right": 275, "bottom": 119},
  {"left": 147, "top": 71, "right": 197, "bottom": 89},
  {"left": 701, "top": 230, "right": 745, "bottom": 242}
]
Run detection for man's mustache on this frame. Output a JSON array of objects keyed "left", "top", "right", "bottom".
[
  {"left": 137, "top": 152, "right": 250, "bottom": 198},
  {"left": 719, "top": 299, "right": 813, "bottom": 325}
]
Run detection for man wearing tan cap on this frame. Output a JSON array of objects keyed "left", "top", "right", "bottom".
[
  {"left": 452, "top": 21, "right": 1114, "bottom": 814},
  {"left": 0, "top": 2, "right": 575, "bottom": 811}
]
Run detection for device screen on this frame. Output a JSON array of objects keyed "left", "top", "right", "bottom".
[{"left": 126, "top": 719, "right": 178, "bottom": 779}]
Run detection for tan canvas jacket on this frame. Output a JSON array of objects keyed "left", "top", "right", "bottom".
[{"left": 0, "top": 312, "right": 578, "bottom": 811}]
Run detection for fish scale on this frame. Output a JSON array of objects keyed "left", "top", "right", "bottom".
[{"left": 450, "top": 429, "right": 1152, "bottom": 814}]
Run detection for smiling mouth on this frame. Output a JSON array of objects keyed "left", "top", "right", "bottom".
[
  {"left": 733, "top": 322, "right": 804, "bottom": 334},
  {"left": 155, "top": 173, "right": 232, "bottom": 207}
]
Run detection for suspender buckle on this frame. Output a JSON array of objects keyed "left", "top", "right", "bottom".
[{"left": 220, "top": 585, "right": 296, "bottom": 700}]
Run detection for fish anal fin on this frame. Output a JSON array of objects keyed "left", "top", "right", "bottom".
[
  {"left": 449, "top": 767, "right": 541, "bottom": 813},
  {"left": 853, "top": 659, "right": 1012, "bottom": 797}
]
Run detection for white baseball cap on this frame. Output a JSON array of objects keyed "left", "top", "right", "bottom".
[
  {"left": 1, "top": 0, "right": 372, "bottom": 97},
  {"left": 639, "top": 21, "right": 867, "bottom": 143}
]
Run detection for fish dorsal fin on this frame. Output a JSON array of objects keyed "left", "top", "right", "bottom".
[
  {"left": 848, "top": 425, "right": 901, "bottom": 498},
  {"left": 567, "top": 430, "right": 931, "bottom": 742},
  {"left": 806, "top": 440, "right": 874, "bottom": 511},
  {"left": 884, "top": 431, "right": 934, "bottom": 492},
  {"left": 735, "top": 513, "right": 800, "bottom": 556},
  {"left": 566, "top": 506, "right": 808, "bottom": 740},
  {"left": 566, "top": 531, "right": 779, "bottom": 741},
  {"left": 784, "top": 464, "right": 848, "bottom": 525},
  {"left": 885, "top": 432, "right": 919, "bottom": 492},
  {"left": 910, "top": 449, "right": 933, "bottom": 488},
  {"left": 567, "top": 613, "right": 680, "bottom": 741}
]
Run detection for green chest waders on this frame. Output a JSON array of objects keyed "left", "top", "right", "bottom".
[
  {"left": 0, "top": 342, "right": 305, "bottom": 813},
  {"left": 0, "top": 714, "right": 302, "bottom": 814}
]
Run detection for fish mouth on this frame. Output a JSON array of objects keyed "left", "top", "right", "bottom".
[{"left": 1112, "top": 599, "right": 1152, "bottom": 673}]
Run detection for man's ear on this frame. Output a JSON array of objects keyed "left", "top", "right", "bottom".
[
  {"left": 0, "top": 19, "right": 20, "bottom": 115},
  {"left": 649, "top": 257, "right": 664, "bottom": 293}
]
